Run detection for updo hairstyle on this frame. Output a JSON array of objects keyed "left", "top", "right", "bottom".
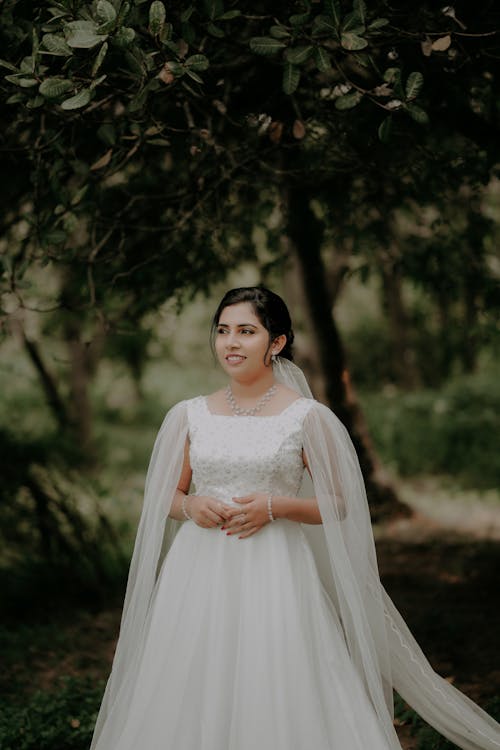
[{"left": 211, "top": 286, "right": 295, "bottom": 362}]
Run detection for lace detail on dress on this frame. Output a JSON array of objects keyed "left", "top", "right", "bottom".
[{"left": 187, "top": 396, "right": 314, "bottom": 507}]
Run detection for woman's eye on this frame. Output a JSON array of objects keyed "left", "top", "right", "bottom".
[
  {"left": 217, "top": 328, "right": 227, "bottom": 334},
  {"left": 241, "top": 329, "right": 254, "bottom": 335}
]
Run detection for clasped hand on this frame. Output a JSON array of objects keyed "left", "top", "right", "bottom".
[{"left": 188, "top": 493, "right": 271, "bottom": 539}]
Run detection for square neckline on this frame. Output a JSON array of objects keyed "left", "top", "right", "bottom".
[{"left": 202, "top": 394, "right": 307, "bottom": 419}]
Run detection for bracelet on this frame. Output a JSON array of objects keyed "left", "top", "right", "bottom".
[
  {"left": 267, "top": 493, "right": 275, "bottom": 522},
  {"left": 182, "top": 494, "right": 192, "bottom": 521}
]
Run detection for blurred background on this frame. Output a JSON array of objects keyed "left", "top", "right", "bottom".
[{"left": 1, "top": 2, "right": 499, "bottom": 748}]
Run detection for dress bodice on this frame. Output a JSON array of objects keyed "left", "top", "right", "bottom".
[{"left": 187, "top": 396, "right": 314, "bottom": 506}]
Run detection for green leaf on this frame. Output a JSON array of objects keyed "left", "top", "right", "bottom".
[
  {"left": 26, "top": 95, "right": 45, "bottom": 109},
  {"left": 249, "top": 37, "right": 286, "bottom": 55},
  {"left": 384, "top": 67, "right": 401, "bottom": 85},
  {"left": 185, "top": 54, "right": 209, "bottom": 72},
  {"left": 166, "top": 60, "right": 183, "bottom": 75},
  {"left": 405, "top": 71, "right": 424, "bottom": 100},
  {"left": 39, "top": 78, "right": 74, "bottom": 98},
  {"left": 314, "top": 46, "right": 331, "bottom": 71},
  {"left": 405, "top": 103, "right": 429, "bottom": 124},
  {"left": 90, "top": 74, "right": 107, "bottom": 90},
  {"left": 125, "top": 50, "right": 145, "bottom": 76},
  {"left": 97, "top": 123, "right": 117, "bottom": 145},
  {"left": 96, "top": 0, "right": 117, "bottom": 29},
  {"left": 180, "top": 6, "right": 194, "bottom": 22},
  {"left": 113, "top": 27, "right": 136, "bottom": 47},
  {"left": 205, "top": 0, "right": 223, "bottom": 20},
  {"left": 352, "top": 52, "right": 371, "bottom": 68},
  {"left": 270, "top": 25, "right": 291, "bottom": 39},
  {"left": 207, "top": 23, "right": 224, "bottom": 38},
  {"left": 92, "top": 41, "right": 108, "bottom": 76},
  {"left": 40, "top": 33, "right": 72, "bottom": 56},
  {"left": 149, "top": 1, "right": 166, "bottom": 35},
  {"left": 285, "top": 46, "right": 313, "bottom": 65},
  {"left": 185, "top": 68, "right": 203, "bottom": 83},
  {"left": 19, "top": 78, "right": 39, "bottom": 88},
  {"left": 6, "top": 93, "right": 25, "bottom": 104},
  {"left": 324, "top": 0, "right": 341, "bottom": 26},
  {"left": 282, "top": 63, "right": 300, "bottom": 95},
  {"left": 378, "top": 116, "right": 392, "bottom": 142},
  {"left": 0, "top": 58, "right": 18, "bottom": 72},
  {"left": 334, "top": 90, "right": 363, "bottom": 109},
  {"left": 60, "top": 88, "right": 92, "bottom": 110},
  {"left": 341, "top": 32, "right": 368, "bottom": 50},
  {"left": 312, "top": 15, "right": 337, "bottom": 35},
  {"left": 118, "top": 1, "right": 133, "bottom": 20},
  {"left": 47, "top": 6, "right": 71, "bottom": 21},
  {"left": 160, "top": 23, "right": 174, "bottom": 43},
  {"left": 353, "top": 0, "right": 366, "bottom": 24},
  {"left": 71, "top": 184, "right": 89, "bottom": 206},
  {"left": 65, "top": 21, "right": 107, "bottom": 49},
  {"left": 218, "top": 10, "right": 241, "bottom": 20},
  {"left": 4, "top": 74, "right": 24, "bottom": 86},
  {"left": 342, "top": 11, "right": 365, "bottom": 33},
  {"left": 20, "top": 56, "right": 36, "bottom": 73},
  {"left": 146, "top": 137, "right": 171, "bottom": 146},
  {"left": 369, "top": 17, "right": 389, "bottom": 30},
  {"left": 289, "top": 13, "right": 309, "bottom": 27}
]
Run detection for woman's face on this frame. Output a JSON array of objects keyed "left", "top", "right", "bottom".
[{"left": 215, "top": 302, "right": 279, "bottom": 380}]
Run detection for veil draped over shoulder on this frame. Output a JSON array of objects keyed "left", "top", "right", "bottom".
[{"left": 91, "top": 358, "right": 500, "bottom": 750}]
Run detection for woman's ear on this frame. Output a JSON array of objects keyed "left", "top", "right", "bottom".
[{"left": 271, "top": 334, "right": 287, "bottom": 356}]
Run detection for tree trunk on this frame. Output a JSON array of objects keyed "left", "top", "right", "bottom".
[
  {"left": 380, "top": 252, "right": 419, "bottom": 389},
  {"left": 286, "top": 187, "right": 409, "bottom": 521},
  {"left": 22, "top": 333, "right": 69, "bottom": 429},
  {"left": 63, "top": 316, "right": 94, "bottom": 454},
  {"left": 462, "top": 268, "right": 478, "bottom": 373}
]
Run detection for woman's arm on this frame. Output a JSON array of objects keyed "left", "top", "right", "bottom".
[
  {"left": 272, "top": 449, "right": 321, "bottom": 524},
  {"left": 168, "top": 438, "right": 233, "bottom": 527},
  {"left": 168, "top": 438, "right": 193, "bottom": 521}
]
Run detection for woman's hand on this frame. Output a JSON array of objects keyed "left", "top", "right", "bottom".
[
  {"left": 187, "top": 495, "right": 233, "bottom": 528},
  {"left": 221, "top": 493, "right": 272, "bottom": 539}
]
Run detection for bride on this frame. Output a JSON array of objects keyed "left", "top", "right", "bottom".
[{"left": 91, "top": 286, "right": 500, "bottom": 750}]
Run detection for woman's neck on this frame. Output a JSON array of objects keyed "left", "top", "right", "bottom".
[{"left": 229, "top": 371, "right": 275, "bottom": 400}]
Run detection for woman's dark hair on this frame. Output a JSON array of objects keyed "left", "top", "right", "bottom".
[{"left": 211, "top": 286, "right": 294, "bottom": 361}]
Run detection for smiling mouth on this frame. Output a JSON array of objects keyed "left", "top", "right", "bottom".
[{"left": 226, "top": 355, "right": 246, "bottom": 362}]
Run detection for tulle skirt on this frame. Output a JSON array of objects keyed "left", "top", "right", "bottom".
[{"left": 103, "top": 519, "right": 395, "bottom": 749}]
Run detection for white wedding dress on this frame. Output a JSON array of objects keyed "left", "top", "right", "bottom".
[
  {"left": 95, "top": 395, "right": 394, "bottom": 749},
  {"left": 92, "top": 386, "right": 500, "bottom": 750}
]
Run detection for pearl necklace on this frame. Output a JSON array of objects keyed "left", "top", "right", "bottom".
[{"left": 225, "top": 384, "right": 277, "bottom": 416}]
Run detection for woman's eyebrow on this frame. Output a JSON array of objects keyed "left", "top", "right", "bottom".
[{"left": 218, "top": 323, "right": 258, "bottom": 328}]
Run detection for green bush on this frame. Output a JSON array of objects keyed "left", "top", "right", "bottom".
[
  {"left": 0, "top": 677, "right": 103, "bottom": 750},
  {"left": 394, "top": 693, "right": 500, "bottom": 749},
  {"left": 361, "top": 369, "right": 500, "bottom": 488}
]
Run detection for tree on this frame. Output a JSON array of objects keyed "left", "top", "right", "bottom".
[{"left": 1, "top": 0, "right": 499, "bottom": 511}]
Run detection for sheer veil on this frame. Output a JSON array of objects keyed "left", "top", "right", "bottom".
[
  {"left": 273, "top": 356, "right": 500, "bottom": 750},
  {"left": 91, "top": 357, "right": 500, "bottom": 750}
]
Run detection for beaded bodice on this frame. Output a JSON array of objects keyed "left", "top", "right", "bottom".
[{"left": 187, "top": 396, "right": 314, "bottom": 506}]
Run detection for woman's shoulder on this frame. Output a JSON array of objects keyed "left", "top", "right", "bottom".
[{"left": 163, "top": 395, "right": 206, "bottom": 417}]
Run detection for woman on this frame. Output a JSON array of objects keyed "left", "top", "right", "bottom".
[{"left": 91, "top": 286, "right": 500, "bottom": 750}]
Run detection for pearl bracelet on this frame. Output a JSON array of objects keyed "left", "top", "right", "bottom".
[
  {"left": 267, "top": 493, "right": 275, "bottom": 522},
  {"left": 182, "top": 494, "right": 192, "bottom": 521}
]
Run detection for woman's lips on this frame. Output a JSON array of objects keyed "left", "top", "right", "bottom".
[{"left": 226, "top": 354, "right": 246, "bottom": 363}]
